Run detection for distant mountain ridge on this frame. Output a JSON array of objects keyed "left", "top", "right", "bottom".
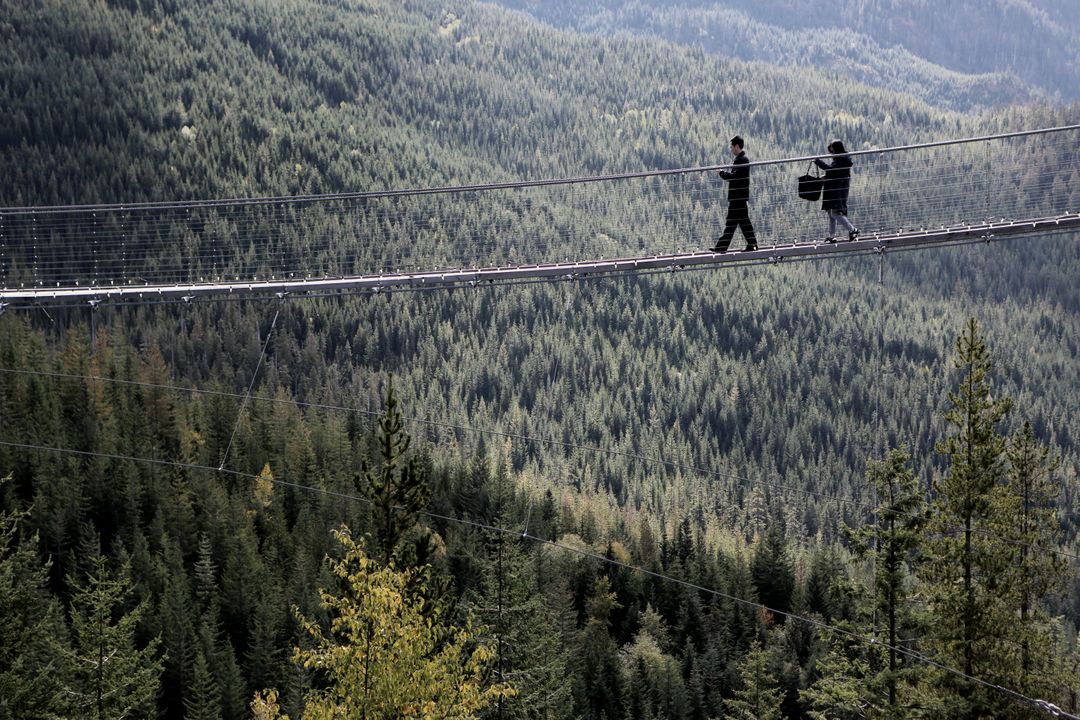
[{"left": 490, "top": 0, "right": 1080, "bottom": 111}]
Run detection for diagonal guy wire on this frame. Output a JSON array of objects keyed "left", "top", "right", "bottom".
[{"left": 218, "top": 305, "right": 281, "bottom": 471}]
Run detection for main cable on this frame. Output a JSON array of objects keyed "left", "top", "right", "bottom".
[{"left": 3, "top": 123, "right": 1076, "bottom": 215}]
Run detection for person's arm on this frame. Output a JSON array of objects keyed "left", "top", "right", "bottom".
[
  {"left": 734, "top": 156, "right": 750, "bottom": 180},
  {"left": 813, "top": 157, "right": 830, "bottom": 170}
]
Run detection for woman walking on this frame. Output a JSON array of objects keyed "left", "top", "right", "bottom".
[{"left": 814, "top": 140, "right": 859, "bottom": 242}]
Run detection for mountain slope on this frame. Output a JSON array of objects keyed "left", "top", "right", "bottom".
[
  {"left": 2, "top": 0, "right": 1078, "bottom": 563},
  {"left": 490, "top": 0, "right": 1080, "bottom": 111}
]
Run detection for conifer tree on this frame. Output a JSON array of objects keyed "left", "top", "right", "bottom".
[
  {"left": 752, "top": 524, "right": 795, "bottom": 619},
  {"left": 475, "top": 533, "right": 573, "bottom": 720},
  {"left": 724, "top": 640, "right": 783, "bottom": 720},
  {"left": 254, "top": 528, "right": 511, "bottom": 718},
  {"left": 922, "top": 318, "right": 1013, "bottom": 718},
  {"left": 471, "top": 463, "right": 573, "bottom": 720},
  {"left": 848, "top": 447, "right": 926, "bottom": 712},
  {"left": 58, "top": 553, "right": 163, "bottom": 720},
  {"left": 159, "top": 559, "right": 198, "bottom": 720},
  {"left": 184, "top": 649, "right": 222, "bottom": 720},
  {"left": 573, "top": 575, "right": 627, "bottom": 720},
  {"left": 999, "top": 420, "right": 1064, "bottom": 709},
  {"left": 354, "top": 376, "right": 433, "bottom": 568},
  {"left": 0, "top": 475, "right": 66, "bottom": 719},
  {"left": 621, "top": 629, "right": 689, "bottom": 720}
]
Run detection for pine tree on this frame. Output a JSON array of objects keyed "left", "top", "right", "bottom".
[
  {"left": 572, "top": 575, "right": 627, "bottom": 720},
  {"left": 800, "top": 631, "right": 883, "bottom": 720},
  {"left": 724, "top": 640, "right": 784, "bottom": 720},
  {"left": 254, "top": 527, "right": 511, "bottom": 718},
  {"left": 621, "top": 629, "right": 689, "bottom": 720},
  {"left": 159, "top": 549, "right": 198, "bottom": 720},
  {"left": 58, "top": 553, "right": 163, "bottom": 720},
  {"left": 922, "top": 318, "right": 1013, "bottom": 718},
  {"left": 475, "top": 533, "right": 573, "bottom": 720},
  {"left": 999, "top": 420, "right": 1065, "bottom": 710},
  {"left": 845, "top": 447, "right": 926, "bottom": 713},
  {"left": 752, "top": 524, "right": 795, "bottom": 619},
  {"left": 0, "top": 475, "right": 67, "bottom": 719},
  {"left": 353, "top": 376, "right": 433, "bottom": 568},
  {"left": 184, "top": 649, "right": 222, "bottom": 720}
]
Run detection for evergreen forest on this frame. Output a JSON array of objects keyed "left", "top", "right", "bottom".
[{"left": 1, "top": 0, "right": 1079, "bottom": 718}]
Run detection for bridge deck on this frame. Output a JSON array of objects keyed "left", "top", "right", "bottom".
[{"left": 2, "top": 214, "right": 1077, "bottom": 306}]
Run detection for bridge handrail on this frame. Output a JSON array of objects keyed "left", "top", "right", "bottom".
[{"left": 3, "top": 124, "right": 1078, "bottom": 216}]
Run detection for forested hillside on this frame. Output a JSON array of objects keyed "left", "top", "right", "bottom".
[
  {"left": 2, "top": 0, "right": 1079, "bottom": 717},
  {"left": 492, "top": 0, "right": 1080, "bottom": 111}
]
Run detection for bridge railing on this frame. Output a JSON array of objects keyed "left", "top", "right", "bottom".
[{"left": 1, "top": 125, "right": 1077, "bottom": 292}]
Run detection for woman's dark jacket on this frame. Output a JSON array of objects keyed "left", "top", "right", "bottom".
[{"left": 814, "top": 154, "right": 852, "bottom": 212}]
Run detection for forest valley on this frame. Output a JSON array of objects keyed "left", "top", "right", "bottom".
[{"left": 2, "top": 0, "right": 1080, "bottom": 718}]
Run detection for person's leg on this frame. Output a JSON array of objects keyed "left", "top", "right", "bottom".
[
  {"left": 833, "top": 210, "right": 858, "bottom": 240},
  {"left": 827, "top": 210, "right": 837, "bottom": 240},
  {"left": 834, "top": 211, "right": 855, "bottom": 233},
  {"left": 712, "top": 206, "right": 739, "bottom": 252},
  {"left": 739, "top": 209, "right": 757, "bottom": 248}
]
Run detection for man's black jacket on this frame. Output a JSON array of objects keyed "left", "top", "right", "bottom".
[{"left": 718, "top": 150, "right": 750, "bottom": 204}]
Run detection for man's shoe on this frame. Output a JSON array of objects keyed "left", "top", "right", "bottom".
[
  {"left": 848, "top": 229, "right": 860, "bottom": 242},
  {"left": 741, "top": 244, "right": 758, "bottom": 252},
  {"left": 709, "top": 245, "right": 728, "bottom": 253}
]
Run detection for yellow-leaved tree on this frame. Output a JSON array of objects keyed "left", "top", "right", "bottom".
[{"left": 252, "top": 527, "right": 513, "bottom": 719}]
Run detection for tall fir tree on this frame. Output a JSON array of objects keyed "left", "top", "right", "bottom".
[
  {"left": 0, "top": 475, "right": 67, "bottom": 719},
  {"left": 724, "top": 640, "right": 784, "bottom": 720},
  {"left": 922, "top": 318, "right": 1013, "bottom": 718},
  {"left": 252, "top": 528, "right": 511, "bottom": 719},
  {"left": 852, "top": 447, "right": 926, "bottom": 713},
  {"left": 999, "top": 420, "right": 1065, "bottom": 713},
  {"left": 752, "top": 523, "right": 795, "bottom": 620},
  {"left": 572, "top": 575, "right": 627, "bottom": 720},
  {"left": 475, "top": 533, "right": 573, "bottom": 720},
  {"left": 184, "top": 648, "right": 222, "bottom": 720},
  {"left": 159, "top": 548, "right": 199, "bottom": 720},
  {"left": 353, "top": 376, "right": 433, "bottom": 568},
  {"left": 58, "top": 553, "right": 163, "bottom": 720}
]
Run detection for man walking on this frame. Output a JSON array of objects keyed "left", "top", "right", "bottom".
[{"left": 710, "top": 135, "right": 758, "bottom": 253}]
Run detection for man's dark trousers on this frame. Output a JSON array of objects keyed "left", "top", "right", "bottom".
[{"left": 715, "top": 201, "right": 756, "bottom": 252}]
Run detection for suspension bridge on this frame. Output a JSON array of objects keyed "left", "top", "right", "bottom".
[
  {"left": 3, "top": 123, "right": 1080, "bottom": 720},
  {"left": 1, "top": 124, "right": 1077, "bottom": 307}
]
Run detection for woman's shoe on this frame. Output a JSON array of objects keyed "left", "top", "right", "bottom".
[{"left": 848, "top": 229, "right": 860, "bottom": 242}]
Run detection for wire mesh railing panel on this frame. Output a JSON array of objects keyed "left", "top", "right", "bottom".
[{"left": 1, "top": 125, "right": 1077, "bottom": 291}]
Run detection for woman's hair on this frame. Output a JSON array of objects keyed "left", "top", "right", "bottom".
[{"left": 828, "top": 139, "right": 847, "bottom": 154}]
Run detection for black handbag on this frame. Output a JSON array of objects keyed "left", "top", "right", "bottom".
[{"left": 797, "top": 163, "right": 823, "bottom": 201}]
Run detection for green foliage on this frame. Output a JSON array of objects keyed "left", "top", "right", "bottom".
[
  {"left": 573, "top": 575, "right": 627, "bottom": 720},
  {"left": 355, "top": 376, "right": 434, "bottom": 568},
  {"left": 848, "top": 448, "right": 925, "bottom": 712},
  {"left": 725, "top": 640, "right": 784, "bottom": 720},
  {"left": 998, "top": 420, "right": 1067, "bottom": 710},
  {"left": 58, "top": 553, "right": 162, "bottom": 720},
  {"left": 471, "top": 499, "right": 574, "bottom": 720},
  {"left": 753, "top": 524, "right": 795, "bottom": 619},
  {"left": 0, "top": 475, "right": 66, "bottom": 720},
  {"left": 274, "top": 528, "right": 511, "bottom": 719},
  {"left": 921, "top": 319, "right": 1015, "bottom": 716},
  {"left": 1, "top": 0, "right": 1079, "bottom": 717},
  {"left": 800, "top": 630, "right": 884, "bottom": 720},
  {"left": 184, "top": 649, "right": 223, "bottom": 720},
  {"left": 491, "top": 0, "right": 1080, "bottom": 110}
]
